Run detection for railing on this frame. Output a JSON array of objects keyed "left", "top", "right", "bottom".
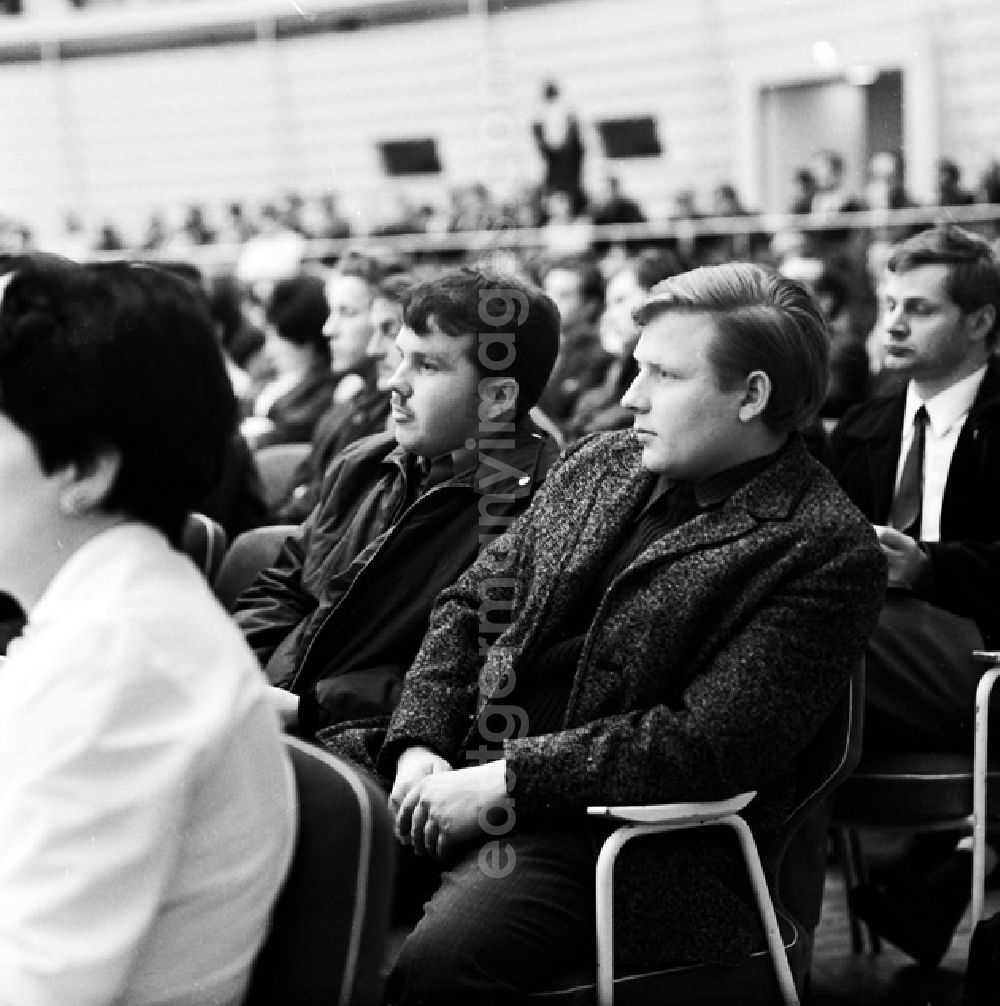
[{"left": 98, "top": 202, "right": 1000, "bottom": 277}]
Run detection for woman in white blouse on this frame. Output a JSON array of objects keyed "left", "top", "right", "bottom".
[{"left": 0, "top": 256, "right": 296, "bottom": 1006}]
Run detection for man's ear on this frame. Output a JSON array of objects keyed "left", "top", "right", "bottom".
[
  {"left": 57, "top": 447, "right": 122, "bottom": 518},
  {"left": 966, "top": 304, "right": 996, "bottom": 346},
  {"left": 479, "top": 376, "right": 519, "bottom": 422},
  {"left": 737, "top": 370, "right": 772, "bottom": 423}
]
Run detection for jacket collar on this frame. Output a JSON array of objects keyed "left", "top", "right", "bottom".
[
  {"left": 843, "top": 356, "right": 1000, "bottom": 443},
  {"left": 725, "top": 433, "right": 814, "bottom": 521},
  {"left": 969, "top": 356, "right": 1000, "bottom": 418},
  {"left": 605, "top": 430, "right": 812, "bottom": 524},
  {"left": 382, "top": 419, "right": 556, "bottom": 499}
]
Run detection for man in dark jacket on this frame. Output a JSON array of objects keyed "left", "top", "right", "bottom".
[
  {"left": 375, "top": 263, "right": 885, "bottom": 1003},
  {"left": 826, "top": 223, "right": 1000, "bottom": 964},
  {"left": 233, "top": 268, "right": 560, "bottom": 738}
]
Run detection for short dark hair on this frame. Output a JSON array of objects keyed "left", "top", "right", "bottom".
[
  {"left": 402, "top": 268, "right": 560, "bottom": 416},
  {"left": 335, "top": 248, "right": 401, "bottom": 288},
  {"left": 266, "top": 273, "right": 329, "bottom": 349},
  {"left": 375, "top": 270, "right": 417, "bottom": 304},
  {"left": 888, "top": 224, "right": 1000, "bottom": 348},
  {"left": 635, "top": 262, "right": 830, "bottom": 434},
  {"left": 0, "top": 256, "right": 236, "bottom": 544},
  {"left": 628, "top": 248, "right": 690, "bottom": 292}
]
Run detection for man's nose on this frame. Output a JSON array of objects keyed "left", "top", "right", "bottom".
[
  {"left": 884, "top": 305, "right": 907, "bottom": 334},
  {"left": 366, "top": 331, "right": 385, "bottom": 359},
  {"left": 620, "top": 375, "right": 644, "bottom": 412},
  {"left": 388, "top": 363, "right": 410, "bottom": 398}
]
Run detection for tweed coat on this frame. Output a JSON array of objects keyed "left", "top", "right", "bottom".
[{"left": 381, "top": 429, "right": 886, "bottom": 968}]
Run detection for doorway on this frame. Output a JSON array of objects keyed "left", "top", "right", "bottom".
[{"left": 760, "top": 70, "right": 904, "bottom": 213}]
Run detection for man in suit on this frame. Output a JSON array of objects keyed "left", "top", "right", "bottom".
[
  {"left": 826, "top": 223, "right": 1000, "bottom": 964},
  {"left": 371, "top": 263, "right": 885, "bottom": 1003}
]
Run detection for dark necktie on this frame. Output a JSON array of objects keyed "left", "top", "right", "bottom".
[{"left": 890, "top": 405, "right": 928, "bottom": 537}]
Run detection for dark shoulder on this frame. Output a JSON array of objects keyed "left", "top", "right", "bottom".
[
  {"left": 560, "top": 429, "right": 639, "bottom": 466},
  {"left": 314, "top": 431, "right": 401, "bottom": 498}
]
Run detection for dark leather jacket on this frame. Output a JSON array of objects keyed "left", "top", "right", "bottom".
[{"left": 235, "top": 423, "right": 558, "bottom": 730}]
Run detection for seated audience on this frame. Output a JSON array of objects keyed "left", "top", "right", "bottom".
[
  {"left": 563, "top": 249, "right": 684, "bottom": 442},
  {"left": 234, "top": 268, "right": 561, "bottom": 740},
  {"left": 865, "top": 150, "right": 918, "bottom": 211},
  {"left": 589, "top": 174, "right": 645, "bottom": 226},
  {"left": 809, "top": 148, "right": 866, "bottom": 218},
  {"left": 825, "top": 224, "right": 1000, "bottom": 965},
  {"left": 540, "top": 191, "right": 595, "bottom": 257},
  {"left": 276, "top": 270, "right": 410, "bottom": 523},
  {"left": 235, "top": 202, "right": 307, "bottom": 304},
  {"left": 534, "top": 256, "right": 607, "bottom": 427},
  {"left": 322, "top": 249, "right": 389, "bottom": 407},
  {"left": 242, "top": 272, "right": 336, "bottom": 450},
  {"left": 363, "top": 262, "right": 886, "bottom": 1002},
  {"left": 936, "top": 158, "right": 976, "bottom": 207},
  {"left": 779, "top": 255, "right": 870, "bottom": 420},
  {"left": 788, "top": 166, "right": 818, "bottom": 215},
  {"left": 0, "top": 255, "right": 295, "bottom": 1003}
]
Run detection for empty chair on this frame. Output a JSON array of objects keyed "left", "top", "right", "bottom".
[
  {"left": 255, "top": 442, "right": 312, "bottom": 516},
  {"left": 213, "top": 524, "right": 296, "bottom": 612},
  {"left": 179, "top": 512, "right": 228, "bottom": 582},
  {"left": 834, "top": 656, "right": 1000, "bottom": 953}
]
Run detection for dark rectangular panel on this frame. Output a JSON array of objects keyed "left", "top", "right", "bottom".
[
  {"left": 378, "top": 138, "right": 442, "bottom": 176},
  {"left": 596, "top": 116, "right": 663, "bottom": 159}
]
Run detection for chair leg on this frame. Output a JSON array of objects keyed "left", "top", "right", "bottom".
[
  {"left": 832, "top": 826, "right": 867, "bottom": 954},
  {"left": 846, "top": 827, "right": 882, "bottom": 954},
  {"left": 726, "top": 815, "right": 800, "bottom": 1006},
  {"left": 970, "top": 667, "right": 999, "bottom": 926}
]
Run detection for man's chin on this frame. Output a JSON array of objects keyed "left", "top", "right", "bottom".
[
  {"left": 880, "top": 353, "right": 913, "bottom": 373},
  {"left": 392, "top": 424, "right": 422, "bottom": 453},
  {"left": 638, "top": 447, "right": 667, "bottom": 474}
]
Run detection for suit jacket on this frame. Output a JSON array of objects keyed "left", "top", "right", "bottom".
[
  {"left": 380, "top": 430, "right": 886, "bottom": 968},
  {"left": 825, "top": 358, "right": 1000, "bottom": 646}
]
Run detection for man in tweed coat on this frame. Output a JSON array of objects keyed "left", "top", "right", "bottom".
[{"left": 379, "top": 263, "right": 887, "bottom": 1004}]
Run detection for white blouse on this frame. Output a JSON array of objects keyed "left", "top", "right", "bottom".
[{"left": 0, "top": 523, "right": 296, "bottom": 1006}]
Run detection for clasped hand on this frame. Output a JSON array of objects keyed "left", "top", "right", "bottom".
[
  {"left": 873, "top": 525, "right": 930, "bottom": 589},
  {"left": 389, "top": 746, "right": 510, "bottom": 861}
]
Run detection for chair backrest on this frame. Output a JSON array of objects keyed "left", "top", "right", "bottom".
[
  {"left": 213, "top": 524, "right": 297, "bottom": 611},
  {"left": 775, "top": 660, "right": 865, "bottom": 942},
  {"left": 179, "top": 512, "right": 228, "bottom": 582},
  {"left": 243, "top": 736, "right": 397, "bottom": 1006},
  {"left": 255, "top": 442, "right": 313, "bottom": 514}
]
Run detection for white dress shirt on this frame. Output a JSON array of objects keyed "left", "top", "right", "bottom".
[
  {"left": 897, "top": 366, "right": 986, "bottom": 541},
  {"left": 0, "top": 523, "right": 296, "bottom": 1006}
]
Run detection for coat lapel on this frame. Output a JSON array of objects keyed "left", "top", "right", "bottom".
[
  {"left": 605, "top": 435, "right": 815, "bottom": 583},
  {"left": 842, "top": 394, "right": 904, "bottom": 522}
]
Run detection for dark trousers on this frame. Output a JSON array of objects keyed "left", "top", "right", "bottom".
[
  {"left": 863, "top": 591, "right": 985, "bottom": 754},
  {"left": 386, "top": 827, "right": 596, "bottom": 1006}
]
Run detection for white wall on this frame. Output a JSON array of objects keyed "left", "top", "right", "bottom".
[{"left": 2, "top": 0, "right": 1000, "bottom": 243}]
